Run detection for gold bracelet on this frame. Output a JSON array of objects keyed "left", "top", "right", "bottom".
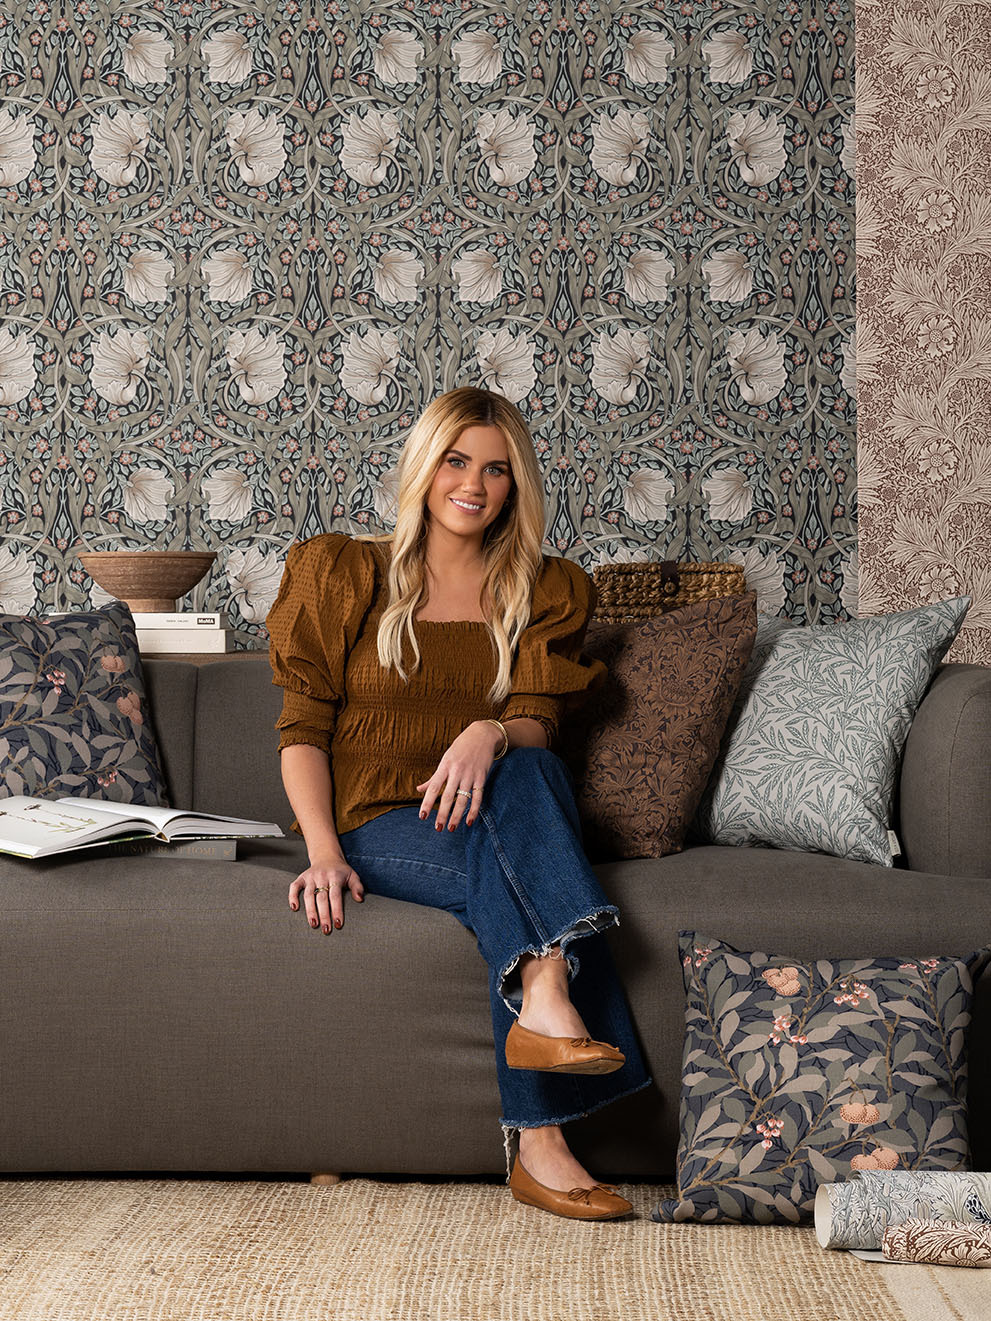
[{"left": 483, "top": 718, "right": 509, "bottom": 760}]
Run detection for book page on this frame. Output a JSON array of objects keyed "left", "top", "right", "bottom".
[
  {"left": 0, "top": 798, "right": 151, "bottom": 857},
  {"left": 54, "top": 797, "right": 282, "bottom": 839}
]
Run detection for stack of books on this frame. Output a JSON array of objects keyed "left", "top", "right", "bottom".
[{"left": 133, "top": 611, "right": 231, "bottom": 654}]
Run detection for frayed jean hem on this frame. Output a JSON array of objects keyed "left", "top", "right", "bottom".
[
  {"left": 498, "top": 1074, "right": 654, "bottom": 1181},
  {"left": 495, "top": 905, "right": 620, "bottom": 1015}
]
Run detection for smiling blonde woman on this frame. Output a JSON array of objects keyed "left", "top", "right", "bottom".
[{"left": 266, "top": 386, "right": 650, "bottom": 1219}]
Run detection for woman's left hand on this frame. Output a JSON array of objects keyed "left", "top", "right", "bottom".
[{"left": 416, "top": 720, "right": 505, "bottom": 832}]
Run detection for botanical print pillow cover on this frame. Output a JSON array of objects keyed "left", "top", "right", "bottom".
[
  {"left": 0, "top": 600, "right": 168, "bottom": 807},
  {"left": 560, "top": 594, "right": 757, "bottom": 860},
  {"left": 652, "top": 934, "right": 987, "bottom": 1225},
  {"left": 693, "top": 597, "right": 970, "bottom": 866}
]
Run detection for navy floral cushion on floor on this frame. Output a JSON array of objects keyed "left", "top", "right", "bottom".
[
  {"left": 652, "top": 933, "right": 988, "bottom": 1225},
  {"left": 0, "top": 600, "right": 168, "bottom": 806}
]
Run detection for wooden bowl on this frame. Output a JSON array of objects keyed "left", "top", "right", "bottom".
[{"left": 79, "top": 551, "right": 216, "bottom": 612}]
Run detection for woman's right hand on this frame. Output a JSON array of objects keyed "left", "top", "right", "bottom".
[{"left": 289, "top": 856, "right": 364, "bottom": 934}]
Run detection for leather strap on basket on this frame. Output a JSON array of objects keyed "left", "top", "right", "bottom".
[{"left": 658, "top": 561, "right": 680, "bottom": 596}]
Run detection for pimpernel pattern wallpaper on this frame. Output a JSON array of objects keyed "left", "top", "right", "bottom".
[{"left": 0, "top": 0, "right": 858, "bottom": 647}]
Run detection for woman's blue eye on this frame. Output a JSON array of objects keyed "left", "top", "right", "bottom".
[{"left": 447, "top": 457, "right": 506, "bottom": 476}]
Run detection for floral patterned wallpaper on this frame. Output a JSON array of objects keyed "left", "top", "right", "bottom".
[
  {"left": 855, "top": 0, "right": 990, "bottom": 665},
  {"left": 0, "top": 0, "right": 855, "bottom": 646}
]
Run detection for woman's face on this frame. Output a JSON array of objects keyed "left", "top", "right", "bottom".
[{"left": 424, "top": 424, "right": 515, "bottom": 547}]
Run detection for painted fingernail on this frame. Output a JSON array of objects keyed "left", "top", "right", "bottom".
[
  {"left": 448, "top": 823, "right": 455, "bottom": 832},
  {"left": 419, "top": 811, "right": 426, "bottom": 820},
  {"left": 310, "top": 919, "right": 318, "bottom": 928},
  {"left": 335, "top": 919, "right": 342, "bottom": 929},
  {"left": 322, "top": 925, "right": 330, "bottom": 934},
  {"left": 435, "top": 823, "right": 442, "bottom": 831}
]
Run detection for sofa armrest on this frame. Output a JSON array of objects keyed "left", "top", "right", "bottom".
[{"left": 899, "top": 663, "right": 991, "bottom": 878}]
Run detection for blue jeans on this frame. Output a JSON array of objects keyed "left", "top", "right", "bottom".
[{"left": 338, "top": 747, "right": 651, "bottom": 1135}]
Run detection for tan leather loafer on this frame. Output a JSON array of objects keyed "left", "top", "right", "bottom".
[
  {"left": 509, "top": 1156, "right": 633, "bottom": 1221},
  {"left": 505, "top": 1020, "right": 625, "bottom": 1074}
]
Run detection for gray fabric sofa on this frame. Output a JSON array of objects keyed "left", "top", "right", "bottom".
[{"left": 2, "top": 656, "right": 988, "bottom": 1179}]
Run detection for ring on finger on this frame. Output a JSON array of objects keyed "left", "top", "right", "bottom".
[
  {"left": 455, "top": 789, "right": 472, "bottom": 800},
  {"left": 313, "top": 886, "right": 330, "bottom": 893}
]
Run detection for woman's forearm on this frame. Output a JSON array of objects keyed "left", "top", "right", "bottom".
[
  {"left": 502, "top": 716, "right": 548, "bottom": 749},
  {"left": 279, "top": 743, "right": 347, "bottom": 862}
]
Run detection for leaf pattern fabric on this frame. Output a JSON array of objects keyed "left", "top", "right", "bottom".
[
  {"left": 652, "top": 934, "right": 987, "bottom": 1225},
  {"left": 0, "top": 601, "right": 168, "bottom": 807},
  {"left": 693, "top": 597, "right": 970, "bottom": 865}
]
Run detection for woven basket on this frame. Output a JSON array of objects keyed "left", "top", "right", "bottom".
[{"left": 591, "top": 559, "right": 746, "bottom": 622}]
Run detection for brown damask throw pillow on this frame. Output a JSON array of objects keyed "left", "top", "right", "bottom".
[{"left": 561, "top": 594, "right": 757, "bottom": 860}]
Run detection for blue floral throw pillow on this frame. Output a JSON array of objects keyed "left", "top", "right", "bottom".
[
  {"left": 693, "top": 597, "right": 970, "bottom": 865},
  {"left": 652, "top": 933, "right": 988, "bottom": 1225},
  {"left": 0, "top": 600, "right": 168, "bottom": 807}
]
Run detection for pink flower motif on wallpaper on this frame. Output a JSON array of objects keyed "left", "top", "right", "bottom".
[
  {"left": 451, "top": 31, "right": 503, "bottom": 85},
  {"left": 725, "top": 108, "right": 787, "bottom": 186},
  {"left": 225, "top": 328, "right": 287, "bottom": 405},
  {"left": 703, "top": 32, "right": 754, "bottom": 86},
  {"left": 0, "top": 109, "right": 37, "bottom": 186},
  {"left": 373, "top": 30, "right": 422, "bottom": 86},
  {"left": 202, "top": 30, "right": 253, "bottom": 86},
  {"left": 590, "top": 108, "right": 650, "bottom": 185},
  {"left": 476, "top": 109, "right": 536, "bottom": 186},
  {"left": 340, "top": 109, "right": 401, "bottom": 185},
  {"left": 225, "top": 108, "right": 286, "bottom": 186},
  {"left": 89, "top": 108, "right": 151, "bottom": 186}
]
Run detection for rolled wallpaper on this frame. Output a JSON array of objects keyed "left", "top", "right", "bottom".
[
  {"left": 815, "top": 1171, "right": 991, "bottom": 1251},
  {"left": 881, "top": 1219, "right": 991, "bottom": 1267}
]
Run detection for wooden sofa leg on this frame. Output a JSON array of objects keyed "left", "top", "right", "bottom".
[{"left": 310, "top": 1173, "right": 343, "bottom": 1187}]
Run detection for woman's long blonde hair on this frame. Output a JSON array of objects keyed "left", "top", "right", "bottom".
[{"left": 359, "top": 387, "right": 545, "bottom": 704}]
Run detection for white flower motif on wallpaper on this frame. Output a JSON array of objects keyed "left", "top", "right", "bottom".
[
  {"left": 729, "top": 545, "right": 787, "bottom": 615},
  {"left": 340, "top": 109, "right": 401, "bottom": 185},
  {"left": 202, "top": 468, "right": 253, "bottom": 523},
  {"left": 476, "top": 110, "right": 536, "bottom": 186},
  {"left": 0, "top": 545, "right": 36, "bottom": 613},
  {"left": 202, "top": 30, "right": 252, "bottom": 85},
  {"left": 703, "top": 249, "right": 753, "bottom": 303},
  {"left": 623, "top": 469, "right": 674, "bottom": 524},
  {"left": 725, "top": 109, "right": 787, "bottom": 185},
  {"left": 840, "top": 547, "right": 859, "bottom": 617},
  {"left": 590, "top": 327, "right": 651, "bottom": 404},
  {"left": 593, "top": 544, "right": 652, "bottom": 566},
  {"left": 591, "top": 109, "right": 651, "bottom": 184},
  {"left": 123, "top": 250, "right": 174, "bottom": 305},
  {"left": 0, "top": 328, "right": 36, "bottom": 404},
  {"left": 451, "top": 249, "right": 503, "bottom": 304},
  {"left": 201, "top": 249, "right": 253, "bottom": 303},
  {"left": 0, "top": 110, "right": 36, "bottom": 185},
  {"left": 703, "top": 31, "right": 754, "bottom": 85},
  {"left": 475, "top": 328, "right": 535, "bottom": 403},
  {"left": 340, "top": 327, "right": 401, "bottom": 403},
  {"left": 373, "top": 466, "right": 400, "bottom": 521},
  {"left": 90, "top": 328, "right": 151, "bottom": 405},
  {"left": 623, "top": 250, "right": 674, "bottom": 303},
  {"left": 373, "top": 30, "right": 422, "bottom": 85},
  {"left": 840, "top": 114, "right": 856, "bottom": 179},
  {"left": 623, "top": 31, "right": 674, "bottom": 86},
  {"left": 123, "top": 468, "right": 173, "bottom": 523},
  {"left": 226, "top": 108, "right": 286, "bottom": 186},
  {"left": 122, "top": 30, "right": 174, "bottom": 86},
  {"left": 452, "top": 31, "right": 503, "bottom": 85},
  {"left": 89, "top": 109, "right": 151, "bottom": 186},
  {"left": 227, "top": 547, "right": 282, "bottom": 624},
  {"left": 225, "top": 328, "right": 286, "bottom": 405},
  {"left": 373, "top": 249, "right": 423, "bottom": 305},
  {"left": 840, "top": 329, "right": 856, "bottom": 397},
  {"left": 726, "top": 327, "right": 787, "bottom": 405},
  {"left": 704, "top": 469, "right": 754, "bottom": 522}
]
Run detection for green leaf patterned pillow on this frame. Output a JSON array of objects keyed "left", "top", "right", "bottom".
[
  {"left": 0, "top": 600, "right": 168, "bottom": 807},
  {"left": 693, "top": 598, "right": 970, "bottom": 866},
  {"left": 652, "top": 933, "right": 988, "bottom": 1225}
]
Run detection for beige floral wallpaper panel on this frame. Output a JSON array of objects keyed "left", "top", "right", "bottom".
[{"left": 856, "top": 0, "right": 991, "bottom": 664}]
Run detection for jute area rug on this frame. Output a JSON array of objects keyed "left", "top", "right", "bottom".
[{"left": 0, "top": 1177, "right": 985, "bottom": 1321}]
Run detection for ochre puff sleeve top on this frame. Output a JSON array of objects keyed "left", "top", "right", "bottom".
[{"left": 266, "top": 533, "right": 605, "bottom": 836}]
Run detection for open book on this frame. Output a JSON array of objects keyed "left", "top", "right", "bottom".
[{"left": 0, "top": 795, "right": 283, "bottom": 860}]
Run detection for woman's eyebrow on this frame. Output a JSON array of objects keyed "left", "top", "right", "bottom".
[{"left": 446, "top": 448, "right": 510, "bottom": 467}]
